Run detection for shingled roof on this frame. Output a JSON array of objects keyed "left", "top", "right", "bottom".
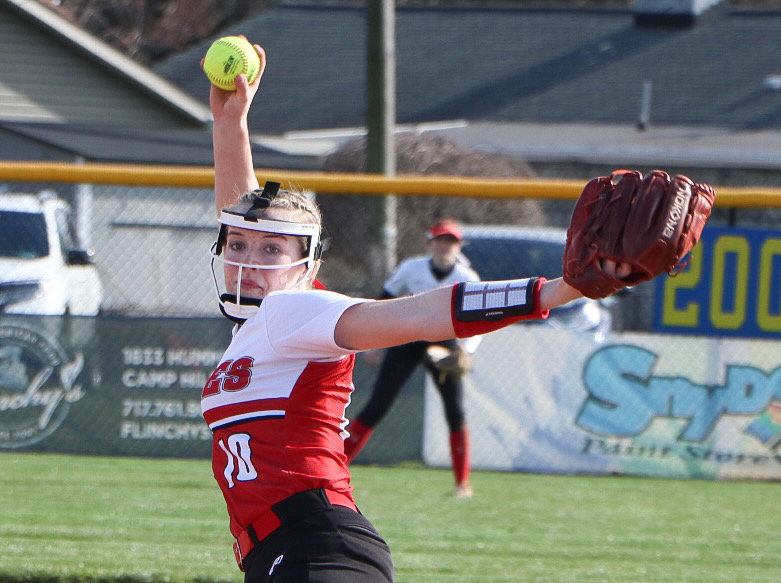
[
  {"left": 155, "top": 3, "right": 781, "bottom": 134},
  {"left": 0, "top": 121, "right": 319, "bottom": 168},
  {"left": 0, "top": 0, "right": 323, "bottom": 167},
  {"left": 0, "top": 0, "right": 211, "bottom": 128}
]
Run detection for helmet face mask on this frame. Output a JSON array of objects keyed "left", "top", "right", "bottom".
[
  {"left": 211, "top": 183, "right": 322, "bottom": 323},
  {"left": 210, "top": 251, "right": 264, "bottom": 323}
]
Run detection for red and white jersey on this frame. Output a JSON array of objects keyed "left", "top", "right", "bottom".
[
  {"left": 201, "top": 289, "right": 368, "bottom": 540},
  {"left": 384, "top": 256, "right": 480, "bottom": 297}
]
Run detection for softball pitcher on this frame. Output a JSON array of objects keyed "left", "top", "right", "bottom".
[{"left": 202, "top": 39, "right": 651, "bottom": 583}]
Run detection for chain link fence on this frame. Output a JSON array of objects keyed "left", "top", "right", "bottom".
[{"left": 1, "top": 167, "right": 780, "bottom": 479}]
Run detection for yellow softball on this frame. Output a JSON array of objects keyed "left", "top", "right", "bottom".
[{"left": 202, "top": 36, "right": 260, "bottom": 91}]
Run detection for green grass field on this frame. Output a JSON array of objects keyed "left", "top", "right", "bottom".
[{"left": 1, "top": 452, "right": 778, "bottom": 583}]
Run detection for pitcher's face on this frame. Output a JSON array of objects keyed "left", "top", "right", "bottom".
[{"left": 223, "top": 209, "right": 309, "bottom": 299}]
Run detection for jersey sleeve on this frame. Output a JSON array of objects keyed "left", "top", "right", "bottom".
[
  {"left": 463, "top": 263, "right": 481, "bottom": 283},
  {"left": 461, "top": 334, "right": 482, "bottom": 354},
  {"left": 382, "top": 259, "right": 414, "bottom": 297},
  {"left": 260, "top": 290, "right": 369, "bottom": 361}
]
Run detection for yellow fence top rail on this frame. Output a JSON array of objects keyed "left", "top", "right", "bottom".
[{"left": 0, "top": 160, "right": 778, "bottom": 208}]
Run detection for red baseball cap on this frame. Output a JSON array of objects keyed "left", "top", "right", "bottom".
[{"left": 427, "top": 219, "right": 463, "bottom": 241}]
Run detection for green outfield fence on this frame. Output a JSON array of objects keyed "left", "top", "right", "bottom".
[{"left": 1, "top": 161, "right": 781, "bottom": 479}]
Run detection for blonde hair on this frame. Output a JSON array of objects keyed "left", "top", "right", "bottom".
[
  {"left": 231, "top": 187, "right": 322, "bottom": 228},
  {"left": 226, "top": 187, "right": 322, "bottom": 257}
]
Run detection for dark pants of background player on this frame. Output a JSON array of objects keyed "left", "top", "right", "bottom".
[
  {"left": 242, "top": 505, "right": 394, "bottom": 582},
  {"left": 356, "top": 339, "right": 465, "bottom": 431}
]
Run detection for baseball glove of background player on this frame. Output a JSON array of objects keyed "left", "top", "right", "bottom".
[
  {"left": 426, "top": 345, "right": 472, "bottom": 379},
  {"left": 563, "top": 169, "right": 716, "bottom": 299}
]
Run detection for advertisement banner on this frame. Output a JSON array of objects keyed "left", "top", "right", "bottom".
[
  {"left": 0, "top": 314, "right": 410, "bottom": 461},
  {"left": 423, "top": 326, "right": 781, "bottom": 480},
  {"left": 653, "top": 225, "right": 781, "bottom": 339},
  {"left": 0, "top": 315, "right": 232, "bottom": 458}
]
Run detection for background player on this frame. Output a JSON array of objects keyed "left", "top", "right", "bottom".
[{"left": 344, "top": 218, "right": 481, "bottom": 497}]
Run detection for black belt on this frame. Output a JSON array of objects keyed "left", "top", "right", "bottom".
[{"left": 233, "top": 488, "right": 357, "bottom": 571}]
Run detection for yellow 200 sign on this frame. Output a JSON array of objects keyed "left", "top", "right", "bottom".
[{"left": 657, "top": 227, "right": 781, "bottom": 336}]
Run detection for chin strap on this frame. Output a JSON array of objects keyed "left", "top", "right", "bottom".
[{"left": 215, "top": 264, "right": 319, "bottom": 324}]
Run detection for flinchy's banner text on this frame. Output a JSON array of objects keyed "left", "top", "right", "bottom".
[{"left": 0, "top": 315, "right": 231, "bottom": 457}]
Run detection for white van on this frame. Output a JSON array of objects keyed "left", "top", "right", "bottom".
[{"left": 0, "top": 192, "right": 103, "bottom": 316}]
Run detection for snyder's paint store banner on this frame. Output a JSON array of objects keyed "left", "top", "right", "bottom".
[{"left": 423, "top": 326, "right": 781, "bottom": 480}]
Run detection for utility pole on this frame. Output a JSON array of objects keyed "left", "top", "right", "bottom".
[{"left": 366, "top": 0, "right": 397, "bottom": 277}]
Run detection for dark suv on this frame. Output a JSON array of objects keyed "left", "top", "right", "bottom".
[{"left": 459, "top": 225, "right": 614, "bottom": 340}]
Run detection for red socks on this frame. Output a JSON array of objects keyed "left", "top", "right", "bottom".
[
  {"left": 344, "top": 418, "right": 374, "bottom": 463},
  {"left": 345, "top": 420, "right": 471, "bottom": 490},
  {"left": 449, "top": 428, "right": 471, "bottom": 487}
]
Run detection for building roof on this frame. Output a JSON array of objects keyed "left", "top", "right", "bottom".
[
  {"left": 0, "top": 121, "right": 320, "bottom": 168},
  {"left": 0, "top": 0, "right": 211, "bottom": 128},
  {"left": 0, "top": 0, "right": 321, "bottom": 167},
  {"left": 433, "top": 121, "right": 781, "bottom": 170},
  {"left": 156, "top": 3, "right": 781, "bottom": 134}
]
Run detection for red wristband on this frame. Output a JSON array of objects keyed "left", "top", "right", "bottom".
[{"left": 451, "top": 278, "right": 549, "bottom": 338}]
